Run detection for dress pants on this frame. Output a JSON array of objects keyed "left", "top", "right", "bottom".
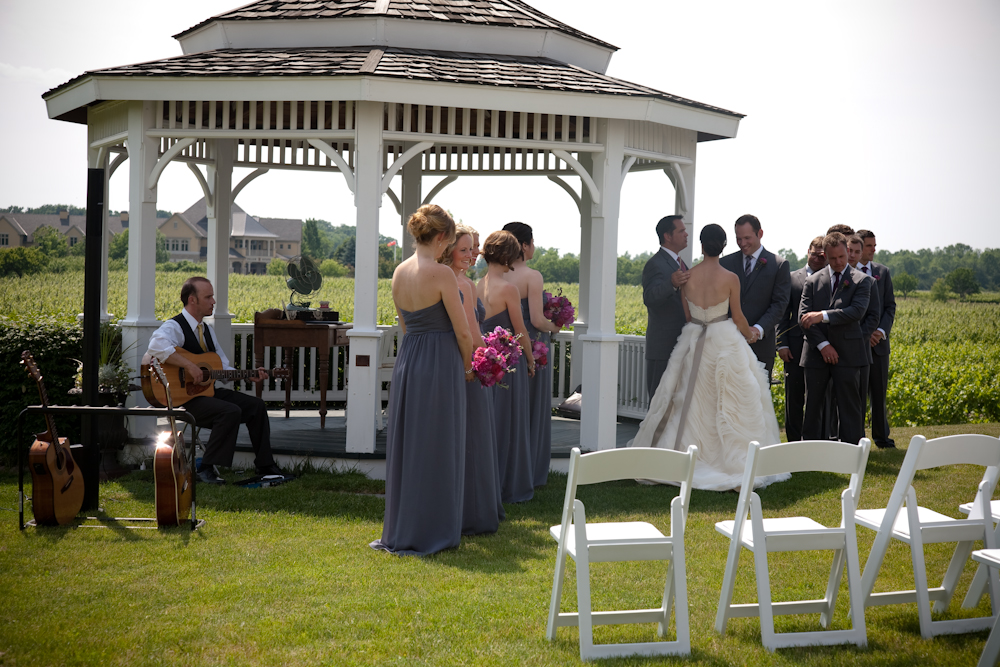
[
  {"left": 646, "top": 357, "right": 670, "bottom": 399},
  {"left": 783, "top": 358, "right": 805, "bottom": 442},
  {"left": 182, "top": 387, "right": 275, "bottom": 469},
  {"left": 803, "top": 364, "right": 864, "bottom": 447},
  {"left": 859, "top": 363, "right": 870, "bottom": 434},
  {"left": 869, "top": 353, "right": 893, "bottom": 445}
]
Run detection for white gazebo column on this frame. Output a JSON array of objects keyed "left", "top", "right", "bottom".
[
  {"left": 346, "top": 101, "right": 384, "bottom": 453},
  {"left": 676, "top": 157, "right": 696, "bottom": 268},
  {"left": 206, "top": 139, "right": 235, "bottom": 360},
  {"left": 571, "top": 153, "right": 593, "bottom": 392},
  {"left": 579, "top": 119, "right": 625, "bottom": 451},
  {"left": 400, "top": 141, "right": 422, "bottom": 260}
]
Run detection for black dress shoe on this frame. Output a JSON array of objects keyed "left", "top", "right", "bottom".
[
  {"left": 196, "top": 467, "right": 226, "bottom": 485},
  {"left": 876, "top": 441, "right": 897, "bottom": 449},
  {"left": 256, "top": 463, "right": 292, "bottom": 479}
]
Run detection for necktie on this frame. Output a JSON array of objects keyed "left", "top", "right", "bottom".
[
  {"left": 745, "top": 255, "right": 753, "bottom": 276},
  {"left": 197, "top": 323, "right": 208, "bottom": 352},
  {"left": 832, "top": 271, "right": 841, "bottom": 295},
  {"left": 861, "top": 265, "right": 869, "bottom": 274},
  {"left": 678, "top": 257, "right": 688, "bottom": 271}
]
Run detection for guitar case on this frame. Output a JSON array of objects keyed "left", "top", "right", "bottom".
[{"left": 234, "top": 473, "right": 294, "bottom": 489}]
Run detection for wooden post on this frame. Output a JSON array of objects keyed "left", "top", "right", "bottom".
[
  {"left": 79, "top": 165, "right": 105, "bottom": 510},
  {"left": 579, "top": 118, "right": 624, "bottom": 451},
  {"left": 206, "top": 138, "right": 235, "bottom": 362},
  {"left": 345, "top": 101, "right": 384, "bottom": 453},
  {"left": 400, "top": 141, "right": 421, "bottom": 261}
]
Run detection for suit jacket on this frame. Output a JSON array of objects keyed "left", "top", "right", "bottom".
[
  {"left": 869, "top": 262, "right": 896, "bottom": 358},
  {"left": 642, "top": 248, "right": 686, "bottom": 360},
  {"left": 720, "top": 247, "right": 791, "bottom": 366},
  {"left": 857, "top": 273, "right": 881, "bottom": 365},
  {"left": 798, "top": 264, "right": 872, "bottom": 369},
  {"left": 777, "top": 266, "right": 810, "bottom": 361}
]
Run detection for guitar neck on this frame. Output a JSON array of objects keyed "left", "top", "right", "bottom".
[{"left": 207, "top": 369, "right": 271, "bottom": 381}]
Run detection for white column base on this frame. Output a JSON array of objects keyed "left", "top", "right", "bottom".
[
  {"left": 120, "top": 317, "right": 162, "bottom": 438},
  {"left": 579, "top": 333, "right": 624, "bottom": 451},
  {"left": 345, "top": 330, "right": 382, "bottom": 453},
  {"left": 570, "top": 322, "right": 588, "bottom": 391}
]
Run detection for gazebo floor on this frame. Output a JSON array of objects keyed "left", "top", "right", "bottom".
[{"left": 157, "top": 409, "right": 641, "bottom": 479}]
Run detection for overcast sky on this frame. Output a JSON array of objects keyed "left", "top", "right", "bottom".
[{"left": 1, "top": 0, "right": 998, "bottom": 258}]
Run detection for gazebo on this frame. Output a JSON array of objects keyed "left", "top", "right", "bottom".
[{"left": 43, "top": 0, "right": 742, "bottom": 455}]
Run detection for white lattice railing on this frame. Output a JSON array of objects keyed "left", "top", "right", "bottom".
[{"left": 226, "top": 325, "right": 650, "bottom": 418}]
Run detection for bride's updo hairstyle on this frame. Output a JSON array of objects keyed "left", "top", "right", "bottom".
[
  {"left": 438, "top": 223, "right": 476, "bottom": 267},
  {"left": 482, "top": 230, "right": 522, "bottom": 270},
  {"left": 701, "top": 224, "right": 727, "bottom": 258},
  {"left": 407, "top": 204, "right": 455, "bottom": 246}
]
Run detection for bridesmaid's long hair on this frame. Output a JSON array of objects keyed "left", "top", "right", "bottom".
[
  {"left": 482, "top": 230, "right": 521, "bottom": 269},
  {"left": 407, "top": 204, "right": 455, "bottom": 245}
]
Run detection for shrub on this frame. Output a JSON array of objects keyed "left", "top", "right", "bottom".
[
  {"left": 320, "top": 259, "right": 349, "bottom": 277},
  {"left": 930, "top": 277, "right": 950, "bottom": 302},
  {"left": 267, "top": 259, "right": 288, "bottom": 276},
  {"left": 946, "top": 267, "right": 980, "bottom": 300},
  {"left": 46, "top": 256, "right": 86, "bottom": 273},
  {"left": 894, "top": 271, "right": 918, "bottom": 298},
  {"left": 0, "top": 247, "right": 48, "bottom": 277}
]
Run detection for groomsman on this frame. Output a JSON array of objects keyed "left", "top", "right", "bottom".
[
  {"left": 799, "top": 232, "right": 872, "bottom": 446},
  {"left": 848, "top": 234, "right": 882, "bottom": 420},
  {"left": 857, "top": 229, "right": 897, "bottom": 448},
  {"left": 777, "top": 236, "right": 826, "bottom": 441},
  {"left": 642, "top": 215, "right": 689, "bottom": 397},
  {"left": 720, "top": 214, "right": 790, "bottom": 376}
]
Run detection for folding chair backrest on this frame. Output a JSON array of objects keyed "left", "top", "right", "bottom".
[
  {"left": 913, "top": 434, "right": 1000, "bottom": 471},
  {"left": 754, "top": 439, "right": 872, "bottom": 508}
]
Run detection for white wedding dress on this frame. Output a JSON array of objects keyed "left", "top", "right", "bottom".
[{"left": 629, "top": 298, "right": 789, "bottom": 491}]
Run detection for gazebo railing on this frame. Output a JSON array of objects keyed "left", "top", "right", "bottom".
[{"left": 225, "top": 324, "right": 651, "bottom": 418}]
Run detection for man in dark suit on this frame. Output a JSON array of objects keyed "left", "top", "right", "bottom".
[
  {"left": 799, "top": 232, "right": 872, "bottom": 446},
  {"left": 848, "top": 234, "right": 882, "bottom": 419},
  {"left": 776, "top": 236, "right": 826, "bottom": 441},
  {"left": 720, "top": 214, "right": 791, "bottom": 376},
  {"left": 642, "top": 215, "right": 689, "bottom": 397},
  {"left": 857, "top": 229, "right": 897, "bottom": 448}
]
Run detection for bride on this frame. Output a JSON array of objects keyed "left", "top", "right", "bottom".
[{"left": 630, "top": 223, "right": 788, "bottom": 491}]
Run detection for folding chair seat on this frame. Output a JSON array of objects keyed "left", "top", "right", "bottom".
[
  {"left": 715, "top": 439, "right": 871, "bottom": 650},
  {"left": 961, "top": 499, "right": 1000, "bottom": 609},
  {"left": 856, "top": 434, "right": 1000, "bottom": 639},
  {"left": 546, "top": 445, "right": 696, "bottom": 660}
]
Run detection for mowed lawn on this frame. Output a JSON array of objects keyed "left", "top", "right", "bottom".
[{"left": 1, "top": 423, "right": 999, "bottom": 666}]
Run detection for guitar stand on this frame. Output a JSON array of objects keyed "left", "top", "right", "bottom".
[{"left": 18, "top": 405, "right": 206, "bottom": 531}]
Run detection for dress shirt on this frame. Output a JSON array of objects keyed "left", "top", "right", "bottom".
[
  {"left": 659, "top": 246, "right": 686, "bottom": 288},
  {"left": 147, "top": 309, "right": 235, "bottom": 378},
  {"left": 815, "top": 265, "right": 842, "bottom": 350},
  {"left": 742, "top": 245, "right": 766, "bottom": 339}
]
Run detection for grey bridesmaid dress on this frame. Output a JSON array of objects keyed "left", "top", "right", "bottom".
[
  {"left": 521, "top": 297, "right": 552, "bottom": 487},
  {"left": 370, "top": 300, "right": 466, "bottom": 555},
  {"left": 481, "top": 308, "right": 534, "bottom": 503},
  {"left": 462, "top": 297, "right": 505, "bottom": 534}
]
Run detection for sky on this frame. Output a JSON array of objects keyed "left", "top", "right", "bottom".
[{"left": 1, "top": 0, "right": 998, "bottom": 259}]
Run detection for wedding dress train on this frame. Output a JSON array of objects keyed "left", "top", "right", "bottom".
[{"left": 630, "top": 298, "right": 789, "bottom": 491}]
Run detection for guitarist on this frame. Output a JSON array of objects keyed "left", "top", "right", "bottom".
[{"left": 146, "top": 277, "right": 288, "bottom": 485}]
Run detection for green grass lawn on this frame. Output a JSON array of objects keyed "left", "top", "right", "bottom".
[{"left": 1, "top": 423, "right": 999, "bottom": 666}]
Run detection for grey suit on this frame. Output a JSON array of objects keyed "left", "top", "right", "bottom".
[
  {"left": 720, "top": 247, "right": 790, "bottom": 375},
  {"left": 642, "top": 248, "right": 686, "bottom": 396},
  {"left": 857, "top": 273, "right": 881, "bottom": 422},
  {"left": 777, "top": 266, "right": 810, "bottom": 441},
  {"left": 866, "top": 262, "right": 896, "bottom": 446},
  {"left": 799, "top": 265, "right": 872, "bottom": 446}
]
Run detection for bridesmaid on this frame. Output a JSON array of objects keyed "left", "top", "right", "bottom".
[
  {"left": 370, "top": 204, "right": 474, "bottom": 556},
  {"left": 439, "top": 224, "right": 504, "bottom": 534},
  {"left": 503, "top": 222, "right": 562, "bottom": 488},
  {"left": 477, "top": 230, "right": 536, "bottom": 504}
]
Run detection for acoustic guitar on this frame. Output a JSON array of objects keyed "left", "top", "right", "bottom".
[
  {"left": 140, "top": 349, "right": 289, "bottom": 408},
  {"left": 20, "top": 351, "right": 85, "bottom": 526},
  {"left": 149, "top": 357, "right": 192, "bottom": 527}
]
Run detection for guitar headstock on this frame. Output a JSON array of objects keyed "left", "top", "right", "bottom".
[
  {"left": 272, "top": 367, "right": 291, "bottom": 380},
  {"left": 148, "top": 357, "right": 175, "bottom": 411},
  {"left": 21, "top": 350, "right": 50, "bottom": 405}
]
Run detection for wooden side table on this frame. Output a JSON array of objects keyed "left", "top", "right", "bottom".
[{"left": 253, "top": 312, "right": 351, "bottom": 428}]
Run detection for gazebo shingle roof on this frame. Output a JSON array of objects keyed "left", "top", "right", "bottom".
[
  {"left": 46, "top": 46, "right": 742, "bottom": 118},
  {"left": 174, "top": 0, "right": 617, "bottom": 50}
]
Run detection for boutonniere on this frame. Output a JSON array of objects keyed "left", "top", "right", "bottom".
[
  {"left": 874, "top": 273, "right": 881, "bottom": 281},
  {"left": 841, "top": 277, "right": 852, "bottom": 289},
  {"left": 754, "top": 257, "right": 767, "bottom": 271}
]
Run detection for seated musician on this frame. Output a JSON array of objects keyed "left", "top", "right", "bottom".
[{"left": 146, "top": 276, "right": 287, "bottom": 485}]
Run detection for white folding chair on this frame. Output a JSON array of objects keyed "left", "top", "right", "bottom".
[
  {"left": 546, "top": 445, "right": 697, "bottom": 660},
  {"left": 374, "top": 325, "right": 399, "bottom": 431},
  {"left": 715, "top": 439, "right": 871, "bottom": 650},
  {"left": 971, "top": 550, "right": 1000, "bottom": 667},
  {"left": 961, "top": 499, "right": 1000, "bottom": 609},
  {"left": 856, "top": 434, "right": 1000, "bottom": 639}
]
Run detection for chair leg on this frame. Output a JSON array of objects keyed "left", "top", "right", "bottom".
[
  {"left": 965, "top": 521, "right": 1000, "bottom": 609},
  {"left": 576, "top": 548, "right": 594, "bottom": 661},
  {"left": 843, "top": 506, "right": 868, "bottom": 646},
  {"left": 978, "top": 612, "right": 1000, "bottom": 667},
  {"left": 937, "top": 540, "right": 974, "bottom": 613},
  {"left": 750, "top": 495, "right": 778, "bottom": 651},
  {"left": 546, "top": 545, "right": 569, "bottom": 641},
  {"left": 905, "top": 489, "right": 935, "bottom": 639},
  {"left": 659, "top": 561, "right": 675, "bottom": 638},
  {"left": 671, "top": 524, "right": 691, "bottom": 653},
  {"left": 715, "top": 526, "right": 744, "bottom": 634},
  {"left": 822, "top": 548, "right": 846, "bottom": 629}
]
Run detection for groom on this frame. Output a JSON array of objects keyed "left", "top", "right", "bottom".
[
  {"left": 720, "top": 214, "right": 790, "bottom": 376},
  {"left": 798, "top": 232, "right": 872, "bottom": 446},
  {"left": 642, "top": 215, "right": 689, "bottom": 397}
]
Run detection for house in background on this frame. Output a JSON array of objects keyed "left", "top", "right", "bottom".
[
  {"left": 159, "top": 198, "right": 302, "bottom": 273},
  {"left": 0, "top": 209, "right": 128, "bottom": 250}
]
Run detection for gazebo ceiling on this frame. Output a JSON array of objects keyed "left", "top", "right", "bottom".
[{"left": 174, "top": 0, "right": 616, "bottom": 73}]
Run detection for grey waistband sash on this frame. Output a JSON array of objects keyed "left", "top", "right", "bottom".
[{"left": 649, "top": 313, "right": 731, "bottom": 450}]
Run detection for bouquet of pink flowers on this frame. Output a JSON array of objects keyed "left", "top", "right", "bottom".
[
  {"left": 471, "top": 326, "right": 524, "bottom": 388},
  {"left": 532, "top": 339, "right": 548, "bottom": 367},
  {"left": 543, "top": 290, "right": 575, "bottom": 328}
]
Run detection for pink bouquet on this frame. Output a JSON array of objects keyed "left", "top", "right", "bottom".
[
  {"left": 543, "top": 291, "right": 575, "bottom": 328},
  {"left": 471, "top": 326, "right": 524, "bottom": 388},
  {"left": 532, "top": 340, "right": 549, "bottom": 367}
]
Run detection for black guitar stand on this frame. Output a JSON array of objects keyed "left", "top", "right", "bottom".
[{"left": 18, "top": 405, "right": 205, "bottom": 531}]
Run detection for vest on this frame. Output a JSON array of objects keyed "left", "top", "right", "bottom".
[{"left": 172, "top": 313, "right": 216, "bottom": 355}]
